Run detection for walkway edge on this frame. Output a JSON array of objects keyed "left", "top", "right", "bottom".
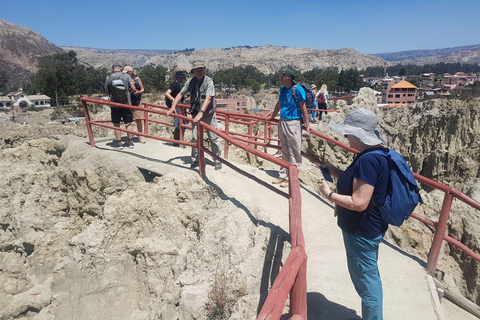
[{"left": 427, "top": 274, "right": 446, "bottom": 320}]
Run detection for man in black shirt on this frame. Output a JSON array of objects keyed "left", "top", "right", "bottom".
[{"left": 165, "top": 70, "right": 186, "bottom": 146}]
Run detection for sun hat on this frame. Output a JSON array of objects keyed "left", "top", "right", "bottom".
[
  {"left": 190, "top": 62, "right": 206, "bottom": 73},
  {"left": 328, "top": 108, "right": 386, "bottom": 146},
  {"left": 310, "top": 84, "right": 317, "bottom": 90},
  {"left": 175, "top": 70, "right": 187, "bottom": 78},
  {"left": 122, "top": 66, "right": 134, "bottom": 73}
]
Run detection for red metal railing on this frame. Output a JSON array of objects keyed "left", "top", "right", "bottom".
[
  {"left": 81, "top": 97, "right": 307, "bottom": 319},
  {"left": 81, "top": 96, "right": 480, "bottom": 319}
]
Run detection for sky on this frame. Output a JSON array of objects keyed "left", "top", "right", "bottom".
[{"left": 2, "top": 0, "right": 480, "bottom": 54}]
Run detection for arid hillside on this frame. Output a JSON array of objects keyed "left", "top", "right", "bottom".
[
  {"left": 0, "top": 19, "right": 63, "bottom": 89},
  {"left": 61, "top": 45, "right": 389, "bottom": 74}
]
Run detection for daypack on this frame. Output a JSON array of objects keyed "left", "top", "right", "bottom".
[
  {"left": 369, "top": 149, "right": 422, "bottom": 226},
  {"left": 318, "top": 91, "right": 326, "bottom": 104},
  {"left": 292, "top": 83, "right": 314, "bottom": 110},
  {"left": 109, "top": 72, "right": 129, "bottom": 104}
]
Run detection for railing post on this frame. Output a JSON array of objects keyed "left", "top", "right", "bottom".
[
  {"left": 248, "top": 123, "right": 253, "bottom": 147},
  {"left": 198, "top": 122, "right": 206, "bottom": 177},
  {"left": 224, "top": 114, "right": 230, "bottom": 159},
  {"left": 82, "top": 100, "right": 95, "bottom": 147},
  {"left": 264, "top": 121, "right": 269, "bottom": 153},
  {"left": 143, "top": 102, "right": 149, "bottom": 135},
  {"left": 427, "top": 191, "right": 454, "bottom": 273}
]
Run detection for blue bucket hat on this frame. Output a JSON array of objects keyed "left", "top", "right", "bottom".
[{"left": 328, "top": 108, "right": 386, "bottom": 146}]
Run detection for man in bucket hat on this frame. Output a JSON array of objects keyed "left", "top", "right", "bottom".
[
  {"left": 167, "top": 62, "right": 222, "bottom": 170},
  {"left": 318, "top": 108, "right": 389, "bottom": 320},
  {"left": 268, "top": 71, "right": 312, "bottom": 188}
]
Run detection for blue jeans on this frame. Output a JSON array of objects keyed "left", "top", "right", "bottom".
[
  {"left": 309, "top": 105, "right": 318, "bottom": 121},
  {"left": 342, "top": 230, "right": 383, "bottom": 320}
]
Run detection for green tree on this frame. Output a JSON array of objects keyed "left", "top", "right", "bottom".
[
  {"left": 137, "top": 64, "right": 168, "bottom": 93},
  {"left": 0, "top": 70, "right": 8, "bottom": 93}
]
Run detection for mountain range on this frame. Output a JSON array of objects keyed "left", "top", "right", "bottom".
[{"left": 1, "top": 18, "right": 480, "bottom": 91}]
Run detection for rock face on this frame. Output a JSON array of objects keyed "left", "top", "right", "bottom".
[
  {"left": 0, "top": 129, "right": 280, "bottom": 319},
  {"left": 0, "top": 19, "right": 63, "bottom": 89},
  {"left": 62, "top": 46, "right": 388, "bottom": 74}
]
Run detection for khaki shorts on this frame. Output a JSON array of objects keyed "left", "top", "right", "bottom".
[{"left": 133, "top": 109, "right": 144, "bottom": 120}]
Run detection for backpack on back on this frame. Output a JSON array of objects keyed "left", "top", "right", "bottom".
[
  {"left": 109, "top": 73, "right": 129, "bottom": 104},
  {"left": 292, "top": 83, "right": 314, "bottom": 110},
  {"left": 318, "top": 91, "right": 326, "bottom": 104},
  {"left": 370, "top": 149, "right": 422, "bottom": 226}
]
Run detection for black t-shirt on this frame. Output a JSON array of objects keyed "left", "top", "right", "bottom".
[
  {"left": 166, "top": 81, "right": 182, "bottom": 107},
  {"left": 336, "top": 147, "right": 390, "bottom": 239}
]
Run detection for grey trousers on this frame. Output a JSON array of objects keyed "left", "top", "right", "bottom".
[
  {"left": 191, "top": 111, "right": 221, "bottom": 163},
  {"left": 278, "top": 118, "right": 302, "bottom": 180}
]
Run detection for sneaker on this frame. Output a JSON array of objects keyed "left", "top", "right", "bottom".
[
  {"left": 272, "top": 178, "right": 285, "bottom": 184},
  {"left": 280, "top": 181, "right": 289, "bottom": 188},
  {"left": 125, "top": 139, "right": 134, "bottom": 149},
  {"left": 113, "top": 140, "right": 123, "bottom": 150},
  {"left": 215, "top": 162, "right": 222, "bottom": 170},
  {"left": 139, "top": 137, "right": 146, "bottom": 144},
  {"left": 190, "top": 161, "right": 199, "bottom": 169}
]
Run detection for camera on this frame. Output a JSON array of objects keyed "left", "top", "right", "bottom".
[{"left": 189, "top": 100, "right": 201, "bottom": 114}]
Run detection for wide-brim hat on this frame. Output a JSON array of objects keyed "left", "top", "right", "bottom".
[
  {"left": 190, "top": 62, "right": 206, "bottom": 73},
  {"left": 175, "top": 70, "right": 186, "bottom": 78},
  {"left": 328, "top": 108, "right": 386, "bottom": 146},
  {"left": 123, "top": 66, "right": 134, "bottom": 73}
]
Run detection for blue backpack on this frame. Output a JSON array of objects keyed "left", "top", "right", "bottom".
[{"left": 370, "top": 149, "right": 422, "bottom": 226}]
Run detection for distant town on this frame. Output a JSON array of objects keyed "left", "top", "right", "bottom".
[{"left": 1, "top": 70, "right": 478, "bottom": 113}]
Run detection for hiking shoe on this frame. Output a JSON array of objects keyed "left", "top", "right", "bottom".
[
  {"left": 190, "top": 161, "right": 199, "bottom": 169},
  {"left": 125, "top": 139, "right": 134, "bottom": 149},
  {"left": 215, "top": 162, "right": 222, "bottom": 170},
  {"left": 280, "top": 180, "right": 289, "bottom": 188},
  {"left": 272, "top": 178, "right": 285, "bottom": 184},
  {"left": 113, "top": 140, "right": 123, "bottom": 150},
  {"left": 139, "top": 137, "right": 146, "bottom": 144}
]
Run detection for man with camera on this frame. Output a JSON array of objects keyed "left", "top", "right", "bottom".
[{"left": 167, "top": 62, "right": 222, "bottom": 170}]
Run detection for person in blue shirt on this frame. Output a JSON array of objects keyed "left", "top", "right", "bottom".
[
  {"left": 268, "top": 72, "right": 312, "bottom": 188},
  {"left": 318, "top": 108, "right": 389, "bottom": 320}
]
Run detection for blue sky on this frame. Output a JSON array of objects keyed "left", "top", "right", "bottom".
[{"left": 2, "top": 0, "right": 479, "bottom": 54}]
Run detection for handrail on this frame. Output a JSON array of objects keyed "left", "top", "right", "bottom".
[{"left": 81, "top": 96, "right": 480, "bottom": 318}]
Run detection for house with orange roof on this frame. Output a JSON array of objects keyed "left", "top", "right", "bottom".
[{"left": 385, "top": 80, "right": 417, "bottom": 106}]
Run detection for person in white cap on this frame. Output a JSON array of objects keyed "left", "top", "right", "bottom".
[
  {"left": 167, "top": 62, "right": 222, "bottom": 170},
  {"left": 318, "top": 108, "right": 389, "bottom": 320}
]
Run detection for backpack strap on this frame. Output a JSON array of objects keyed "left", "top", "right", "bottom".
[{"left": 292, "top": 85, "right": 299, "bottom": 103}]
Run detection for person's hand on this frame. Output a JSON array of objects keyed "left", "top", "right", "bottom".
[
  {"left": 166, "top": 108, "right": 176, "bottom": 116},
  {"left": 322, "top": 164, "right": 343, "bottom": 178},
  {"left": 305, "top": 124, "right": 313, "bottom": 133},
  {"left": 318, "top": 180, "right": 331, "bottom": 198},
  {"left": 193, "top": 112, "right": 203, "bottom": 123}
]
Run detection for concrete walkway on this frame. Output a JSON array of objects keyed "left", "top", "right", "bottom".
[{"left": 93, "top": 136, "right": 443, "bottom": 320}]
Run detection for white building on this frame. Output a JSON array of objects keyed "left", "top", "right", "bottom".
[{"left": 0, "top": 90, "right": 51, "bottom": 108}]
